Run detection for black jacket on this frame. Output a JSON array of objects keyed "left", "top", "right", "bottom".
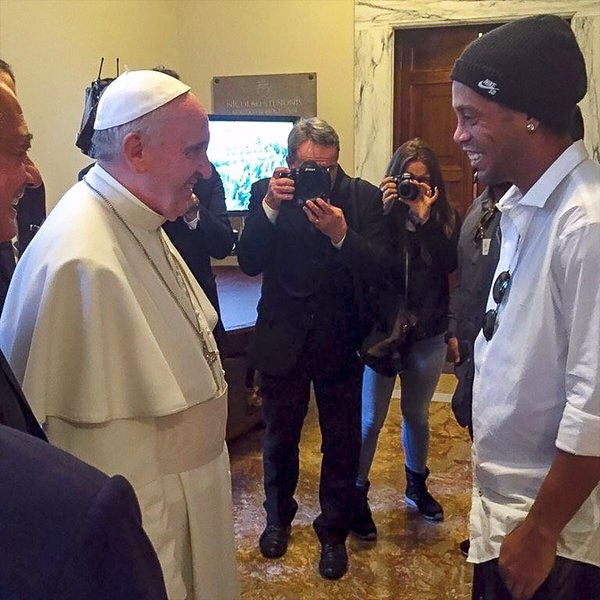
[
  {"left": 0, "top": 349, "right": 47, "bottom": 441},
  {"left": 0, "top": 424, "right": 167, "bottom": 600},
  {"left": 0, "top": 241, "right": 16, "bottom": 317},
  {"left": 237, "top": 167, "right": 384, "bottom": 378},
  {"left": 379, "top": 202, "right": 459, "bottom": 340},
  {"left": 17, "top": 183, "right": 46, "bottom": 256}
]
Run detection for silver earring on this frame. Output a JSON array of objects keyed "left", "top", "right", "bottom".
[{"left": 526, "top": 122, "right": 536, "bottom": 132}]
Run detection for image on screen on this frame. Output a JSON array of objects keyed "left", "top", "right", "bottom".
[{"left": 207, "top": 115, "right": 297, "bottom": 213}]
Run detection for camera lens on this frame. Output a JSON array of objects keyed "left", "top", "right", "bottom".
[{"left": 397, "top": 173, "right": 419, "bottom": 201}]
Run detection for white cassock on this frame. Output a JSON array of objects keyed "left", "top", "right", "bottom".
[{"left": 0, "top": 165, "right": 240, "bottom": 600}]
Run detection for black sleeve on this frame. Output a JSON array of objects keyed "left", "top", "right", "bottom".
[
  {"left": 0, "top": 350, "right": 47, "bottom": 441},
  {"left": 0, "top": 242, "right": 16, "bottom": 318},
  {"left": 415, "top": 212, "right": 460, "bottom": 276},
  {"left": 448, "top": 203, "right": 478, "bottom": 338},
  {"left": 193, "top": 169, "right": 236, "bottom": 259},
  {"left": 236, "top": 179, "right": 277, "bottom": 276},
  {"left": 447, "top": 239, "right": 461, "bottom": 339},
  {"left": 336, "top": 180, "right": 388, "bottom": 283}
]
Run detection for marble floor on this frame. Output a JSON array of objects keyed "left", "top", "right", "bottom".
[{"left": 229, "top": 373, "right": 473, "bottom": 599}]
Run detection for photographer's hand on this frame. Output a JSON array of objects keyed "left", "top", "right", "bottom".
[
  {"left": 380, "top": 176, "right": 399, "bottom": 215},
  {"left": 183, "top": 195, "right": 200, "bottom": 226},
  {"left": 303, "top": 198, "right": 348, "bottom": 245},
  {"left": 264, "top": 167, "right": 294, "bottom": 211},
  {"left": 402, "top": 181, "right": 439, "bottom": 223}
]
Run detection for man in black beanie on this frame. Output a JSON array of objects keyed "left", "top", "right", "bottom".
[{"left": 451, "top": 14, "right": 600, "bottom": 600}]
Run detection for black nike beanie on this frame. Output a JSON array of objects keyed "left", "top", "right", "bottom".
[{"left": 451, "top": 15, "right": 587, "bottom": 131}]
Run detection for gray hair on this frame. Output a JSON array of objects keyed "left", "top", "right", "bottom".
[
  {"left": 287, "top": 117, "right": 339, "bottom": 164},
  {"left": 90, "top": 108, "right": 163, "bottom": 162}
]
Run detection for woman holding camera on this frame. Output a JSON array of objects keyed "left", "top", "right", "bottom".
[{"left": 351, "top": 138, "right": 459, "bottom": 540}]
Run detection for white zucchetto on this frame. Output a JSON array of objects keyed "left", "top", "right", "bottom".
[{"left": 94, "top": 70, "right": 191, "bottom": 130}]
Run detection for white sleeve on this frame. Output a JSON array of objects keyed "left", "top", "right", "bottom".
[{"left": 555, "top": 221, "right": 600, "bottom": 456}]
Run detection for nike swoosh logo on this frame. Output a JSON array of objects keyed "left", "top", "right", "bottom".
[{"left": 477, "top": 79, "right": 499, "bottom": 95}]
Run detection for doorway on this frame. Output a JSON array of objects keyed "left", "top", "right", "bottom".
[{"left": 393, "top": 24, "right": 503, "bottom": 217}]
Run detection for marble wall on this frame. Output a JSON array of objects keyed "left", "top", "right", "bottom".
[{"left": 355, "top": 1, "right": 600, "bottom": 184}]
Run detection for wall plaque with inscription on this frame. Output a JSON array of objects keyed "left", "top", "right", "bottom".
[{"left": 212, "top": 72, "right": 317, "bottom": 117}]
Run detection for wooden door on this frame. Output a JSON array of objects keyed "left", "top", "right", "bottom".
[{"left": 394, "top": 24, "right": 502, "bottom": 218}]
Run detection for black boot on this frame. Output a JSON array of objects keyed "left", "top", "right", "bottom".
[
  {"left": 349, "top": 481, "right": 377, "bottom": 541},
  {"left": 405, "top": 466, "right": 444, "bottom": 522}
]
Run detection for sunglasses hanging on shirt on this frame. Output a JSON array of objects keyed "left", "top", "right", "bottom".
[{"left": 482, "top": 270, "right": 511, "bottom": 341}]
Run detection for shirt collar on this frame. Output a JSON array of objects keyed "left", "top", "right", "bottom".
[
  {"left": 499, "top": 140, "right": 588, "bottom": 212},
  {"left": 86, "top": 164, "right": 166, "bottom": 231},
  {"left": 495, "top": 141, "right": 589, "bottom": 246}
]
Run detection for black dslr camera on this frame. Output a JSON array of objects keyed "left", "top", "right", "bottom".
[
  {"left": 392, "top": 172, "right": 420, "bottom": 201},
  {"left": 282, "top": 160, "right": 331, "bottom": 205}
]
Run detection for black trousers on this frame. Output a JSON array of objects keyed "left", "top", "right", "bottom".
[
  {"left": 472, "top": 556, "right": 600, "bottom": 600},
  {"left": 259, "top": 339, "right": 362, "bottom": 545}
]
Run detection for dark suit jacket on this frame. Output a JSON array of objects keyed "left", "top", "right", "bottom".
[
  {"left": 237, "top": 167, "right": 384, "bottom": 378},
  {"left": 1, "top": 184, "right": 45, "bottom": 316},
  {"left": 17, "top": 183, "right": 46, "bottom": 256},
  {"left": 0, "top": 348, "right": 47, "bottom": 441},
  {"left": 0, "top": 424, "right": 168, "bottom": 600},
  {"left": 0, "top": 241, "right": 16, "bottom": 317}
]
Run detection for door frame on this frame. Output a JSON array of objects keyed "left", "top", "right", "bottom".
[{"left": 354, "top": 1, "right": 599, "bottom": 185}]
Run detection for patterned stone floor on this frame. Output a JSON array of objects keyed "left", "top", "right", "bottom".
[{"left": 229, "top": 374, "right": 473, "bottom": 599}]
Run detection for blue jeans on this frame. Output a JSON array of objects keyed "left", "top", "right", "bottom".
[{"left": 358, "top": 334, "right": 447, "bottom": 482}]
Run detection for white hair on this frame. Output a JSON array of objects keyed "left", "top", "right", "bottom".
[{"left": 90, "top": 108, "right": 163, "bottom": 162}]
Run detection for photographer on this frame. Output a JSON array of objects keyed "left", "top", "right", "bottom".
[
  {"left": 351, "top": 138, "right": 459, "bottom": 540},
  {"left": 237, "top": 117, "right": 384, "bottom": 580}
]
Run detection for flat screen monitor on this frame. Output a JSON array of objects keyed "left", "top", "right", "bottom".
[{"left": 207, "top": 114, "right": 298, "bottom": 214}]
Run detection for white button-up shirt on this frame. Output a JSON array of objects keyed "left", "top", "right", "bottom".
[{"left": 469, "top": 141, "right": 600, "bottom": 567}]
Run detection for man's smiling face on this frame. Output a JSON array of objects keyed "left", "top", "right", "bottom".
[{"left": 452, "top": 81, "right": 527, "bottom": 188}]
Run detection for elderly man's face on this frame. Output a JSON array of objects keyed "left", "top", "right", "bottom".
[
  {"left": 452, "top": 81, "right": 527, "bottom": 188},
  {"left": 141, "top": 93, "right": 212, "bottom": 221},
  {"left": 0, "top": 83, "right": 42, "bottom": 241}
]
